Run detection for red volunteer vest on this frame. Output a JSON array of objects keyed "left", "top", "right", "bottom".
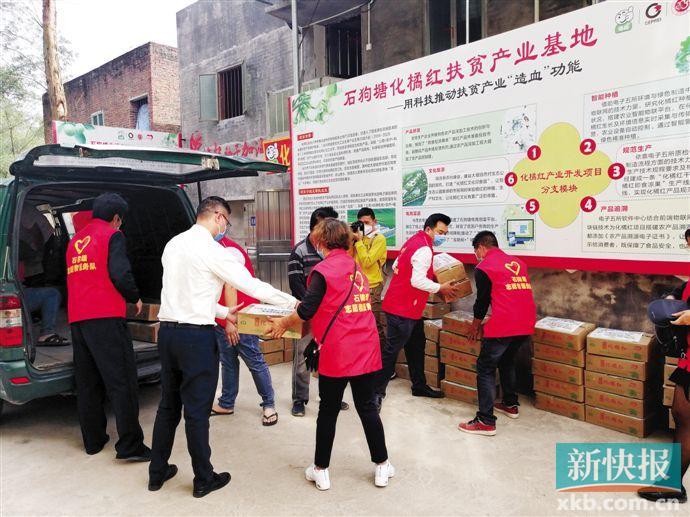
[
  {"left": 678, "top": 281, "right": 690, "bottom": 372},
  {"left": 66, "top": 219, "right": 126, "bottom": 323},
  {"left": 308, "top": 249, "right": 381, "bottom": 377},
  {"left": 381, "top": 231, "right": 434, "bottom": 320},
  {"left": 476, "top": 248, "right": 536, "bottom": 338},
  {"left": 215, "top": 237, "right": 258, "bottom": 326}
]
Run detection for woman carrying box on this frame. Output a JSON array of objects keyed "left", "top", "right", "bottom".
[{"left": 267, "top": 218, "right": 393, "bottom": 490}]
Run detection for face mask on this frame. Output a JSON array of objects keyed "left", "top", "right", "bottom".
[
  {"left": 363, "top": 224, "right": 373, "bottom": 235},
  {"left": 474, "top": 251, "right": 483, "bottom": 262},
  {"left": 214, "top": 222, "right": 226, "bottom": 242},
  {"left": 316, "top": 248, "right": 325, "bottom": 259},
  {"left": 433, "top": 234, "right": 446, "bottom": 246}
]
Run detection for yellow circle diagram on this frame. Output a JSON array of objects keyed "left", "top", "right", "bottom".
[{"left": 513, "top": 123, "right": 612, "bottom": 228}]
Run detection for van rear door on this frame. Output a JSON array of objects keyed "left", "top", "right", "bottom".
[{"left": 9, "top": 144, "right": 287, "bottom": 184}]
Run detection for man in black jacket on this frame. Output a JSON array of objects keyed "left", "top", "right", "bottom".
[{"left": 287, "top": 206, "right": 349, "bottom": 416}]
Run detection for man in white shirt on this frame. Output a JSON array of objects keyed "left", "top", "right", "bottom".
[
  {"left": 375, "top": 213, "right": 461, "bottom": 409},
  {"left": 148, "top": 197, "right": 297, "bottom": 498}
]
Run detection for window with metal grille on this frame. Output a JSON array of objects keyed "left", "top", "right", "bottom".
[
  {"left": 219, "top": 65, "right": 244, "bottom": 119},
  {"left": 326, "top": 16, "right": 361, "bottom": 79},
  {"left": 267, "top": 87, "right": 291, "bottom": 136}
]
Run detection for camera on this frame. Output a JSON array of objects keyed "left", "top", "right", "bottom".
[{"left": 350, "top": 220, "right": 365, "bottom": 233}]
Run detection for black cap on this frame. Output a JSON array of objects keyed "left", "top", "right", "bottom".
[
  {"left": 92, "top": 193, "right": 128, "bottom": 222},
  {"left": 648, "top": 299, "right": 689, "bottom": 327}
]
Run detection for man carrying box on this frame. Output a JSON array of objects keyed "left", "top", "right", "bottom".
[
  {"left": 352, "top": 207, "right": 388, "bottom": 350},
  {"left": 374, "top": 213, "right": 462, "bottom": 408},
  {"left": 459, "top": 231, "right": 536, "bottom": 436}
]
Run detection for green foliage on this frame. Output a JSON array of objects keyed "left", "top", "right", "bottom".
[
  {"left": 0, "top": 99, "right": 43, "bottom": 178},
  {"left": 291, "top": 84, "right": 338, "bottom": 125}
]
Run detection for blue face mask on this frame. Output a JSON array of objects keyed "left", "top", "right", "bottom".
[
  {"left": 433, "top": 234, "right": 446, "bottom": 246},
  {"left": 214, "top": 223, "right": 227, "bottom": 242}
]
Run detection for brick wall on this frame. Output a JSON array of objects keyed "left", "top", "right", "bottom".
[{"left": 43, "top": 42, "right": 180, "bottom": 143}]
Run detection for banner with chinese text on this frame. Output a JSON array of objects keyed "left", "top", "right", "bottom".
[{"left": 290, "top": 1, "right": 689, "bottom": 274}]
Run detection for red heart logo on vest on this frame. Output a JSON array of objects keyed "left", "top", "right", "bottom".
[
  {"left": 504, "top": 261, "right": 520, "bottom": 276},
  {"left": 74, "top": 236, "right": 91, "bottom": 255},
  {"left": 350, "top": 270, "right": 365, "bottom": 293}
]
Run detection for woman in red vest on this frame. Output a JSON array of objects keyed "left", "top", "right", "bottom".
[{"left": 267, "top": 218, "right": 394, "bottom": 491}]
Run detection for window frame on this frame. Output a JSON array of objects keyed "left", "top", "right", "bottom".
[
  {"left": 198, "top": 73, "right": 219, "bottom": 122},
  {"left": 218, "top": 62, "right": 246, "bottom": 121},
  {"left": 266, "top": 86, "right": 292, "bottom": 137},
  {"left": 90, "top": 111, "right": 104, "bottom": 126}
]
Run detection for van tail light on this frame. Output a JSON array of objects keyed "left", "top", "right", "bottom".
[{"left": 0, "top": 295, "right": 24, "bottom": 347}]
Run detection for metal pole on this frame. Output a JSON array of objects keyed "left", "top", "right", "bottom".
[
  {"left": 534, "top": 0, "right": 539, "bottom": 22},
  {"left": 291, "top": 0, "right": 300, "bottom": 96},
  {"left": 465, "top": 0, "right": 470, "bottom": 44}
]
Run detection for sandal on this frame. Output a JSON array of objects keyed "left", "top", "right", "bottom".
[
  {"left": 37, "top": 334, "right": 70, "bottom": 346},
  {"left": 210, "top": 404, "right": 234, "bottom": 416},
  {"left": 262, "top": 411, "right": 278, "bottom": 427}
]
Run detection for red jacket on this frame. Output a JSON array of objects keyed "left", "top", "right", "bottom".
[
  {"left": 309, "top": 249, "right": 381, "bottom": 377},
  {"left": 66, "top": 219, "right": 126, "bottom": 323},
  {"left": 381, "top": 231, "right": 434, "bottom": 320},
  {"left": 476, "top": 248, "right": 536, "bottom": 338},
  {"left": 215, "top": 237, "right": 258, "bottom": 327},
  {"left": 678, "top": 281, "right": 690, "bottom": 372}
]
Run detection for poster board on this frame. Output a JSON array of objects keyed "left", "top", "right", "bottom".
[
  {"left": 290, "top": 1, "right": 690, "bottom": 275},
  {"left": 53, "top": 121, "right": 180, "bottom": 149}
]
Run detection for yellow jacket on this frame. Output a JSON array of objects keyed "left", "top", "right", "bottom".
[{"left": 352, "top": 233, "right": 387, "bottom": 288}]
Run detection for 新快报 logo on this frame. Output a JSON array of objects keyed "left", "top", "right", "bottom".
[{"left": 556, "top": 443, "right": 681, "bottom": 492}]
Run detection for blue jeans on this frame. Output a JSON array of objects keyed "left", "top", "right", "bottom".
[
  {"left": 215, "top": 327, "right": 275, "bottom": 410},
  {"left": 25, "top": 287, "right": 61, "bottom": 335}
]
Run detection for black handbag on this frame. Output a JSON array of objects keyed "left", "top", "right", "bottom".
[
  {"left": 303, "top": 263, "right": 357, "bottom": 372},
  {"left": 648, "top": 298, "right": 689, "bottom": 358}
]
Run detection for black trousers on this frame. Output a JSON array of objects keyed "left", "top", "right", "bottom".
[
  {"left": 315, "top": 371, "right": 388, "bottom": 469},
  {"left": 149, "top": 324, "right": 218, "bottom": 487},
  {"left": 71, "top": 317, "right": 145, "bottom": 456},
  {"left": 476, "top": 335, "right": 529, "bottom": 425},
  {"left": 375, "top": 312, "right": 427, "bottom": 399}
]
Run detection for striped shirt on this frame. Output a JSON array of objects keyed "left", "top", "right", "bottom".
[{"left": 288, "top": 234, "right": 322, "bottom": 301}]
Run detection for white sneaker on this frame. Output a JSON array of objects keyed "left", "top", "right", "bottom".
[
  {"left": 305, "top": 464, "right": 330, "bottom": 490},
  {"left": 374, "top": 461, "right": 395, "bottom": 487}
]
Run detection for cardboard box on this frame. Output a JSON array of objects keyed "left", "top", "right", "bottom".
[
  {"left": 395, "top": 363, "right": 410, "bottom": 380},
  {"left": 664, "top": 363, "right": 676, "bottom": 386},
  {"left": 440, "top": 380, "right": 478, "bottom": 404},
  {"left": 425, "top": 371, "right": 442, "bottom": 388},
  {"left": 533, "top": 375, "right": 585, "bottom": 402},
  {"left": 584, "top": 371, "right": 649, "bottom": 400},
  {"left": 440, "top": 348, "right": 476, "bottom": 371},
  {"left": 585, "top": 388, "right": 654, "bottom": 418},
  {"left": 433, "top": 253, "right": 467, "bottom": 285},
  {"left": 425, "top": 339, "right": 438, "bottom": 357},
  {"left": 535, "top": 393, "right": 585, "bottom": 421},
  {"left": 283, "top": 349, "right": 293, "bottom": 363},
  {"left": 428, "top": 292, "right": 444, "bottom": 303},
  {"left": 663, "top": 385, "right": 675, "bottom": 406},
  {"left": 666, "top": 356, "right": 678, "bottom": 366},
  {"left": 424, "top": 355, "right": 441, "bottom": 373},
  {"left": 283, "top": 338, "right": 294, "bottom": 352},
  {"left": 586, "top": 354, "right": 647, "bottom": 381},
  {"left": 534, "top": 342, "right": 585, "bottom": 367},
  {"left": 423, "top": 319, "right": 443, "bottom": 342},
  {"left": 263, "top": 350, "right": 283, "bottom": 366},
  {"left": 532, "top": 358, "right": 584, "bottom": 385},
  {"left": 585, "top": 406, "right": 654, "bottom": 438},
  {"left": 533, "top": 317, "right": 595, "bottom": 350},
  {"left": 441, "top": 278, "right": 473, "bottom": 303},
  {"left": 258, "top": 338, "right": 284, "bottom": 354},
  {"left": 396, "top": 349, "right": 407, "bottom": 364},
  {"left": 237, "top": 304, "right": 304, "bottom": 339},
  {"left": 422, "top": 302, "right": 451, "bottom": 319},
  {"left": 442, "top": 311, "right": 475, "bottom": 337},
  {"left": 127, "top": 321, "right": 159, "bottom": 343},
  {"left": 669, "top": 408, "right": 676, "bottom": 430},
  {"left": 586, "top": 328, "right": 655, "bottom": 362},
  {"left": 439, "top": 331, "right": 481, "bottom": 356},
  {"left": 126, "top": 302, "right": 160, "bottom": 322},
  {"left": 444, "top": 365, "right": 477, "bottom": 388}
]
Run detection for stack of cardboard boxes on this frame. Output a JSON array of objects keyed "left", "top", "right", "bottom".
[
  {"left": 438, "top": 311, "right": 484, "bottom": 404},
  {"left": 584, "top": 328, "right": 659, "bottom": 438},
  {"left": 532, "top": 317, "right": 595, "bottom": 421},
  {"left": 258, "top": 337, "right": 293, "bottom": 365},
  {"left": 126, "top": 303, "right": 160, "bottom": 343},
  {"left": 424, "top": 319, "right": 443, "bottom": 388},
  {"left": 394, "top": 349, "right": 409, "bottom": 380},
  {"left": 421, "top": 254, "right": 472, "bottom": 319},
  {"left": 664, "top": 356, "right": 677, "bottom": 430}
]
